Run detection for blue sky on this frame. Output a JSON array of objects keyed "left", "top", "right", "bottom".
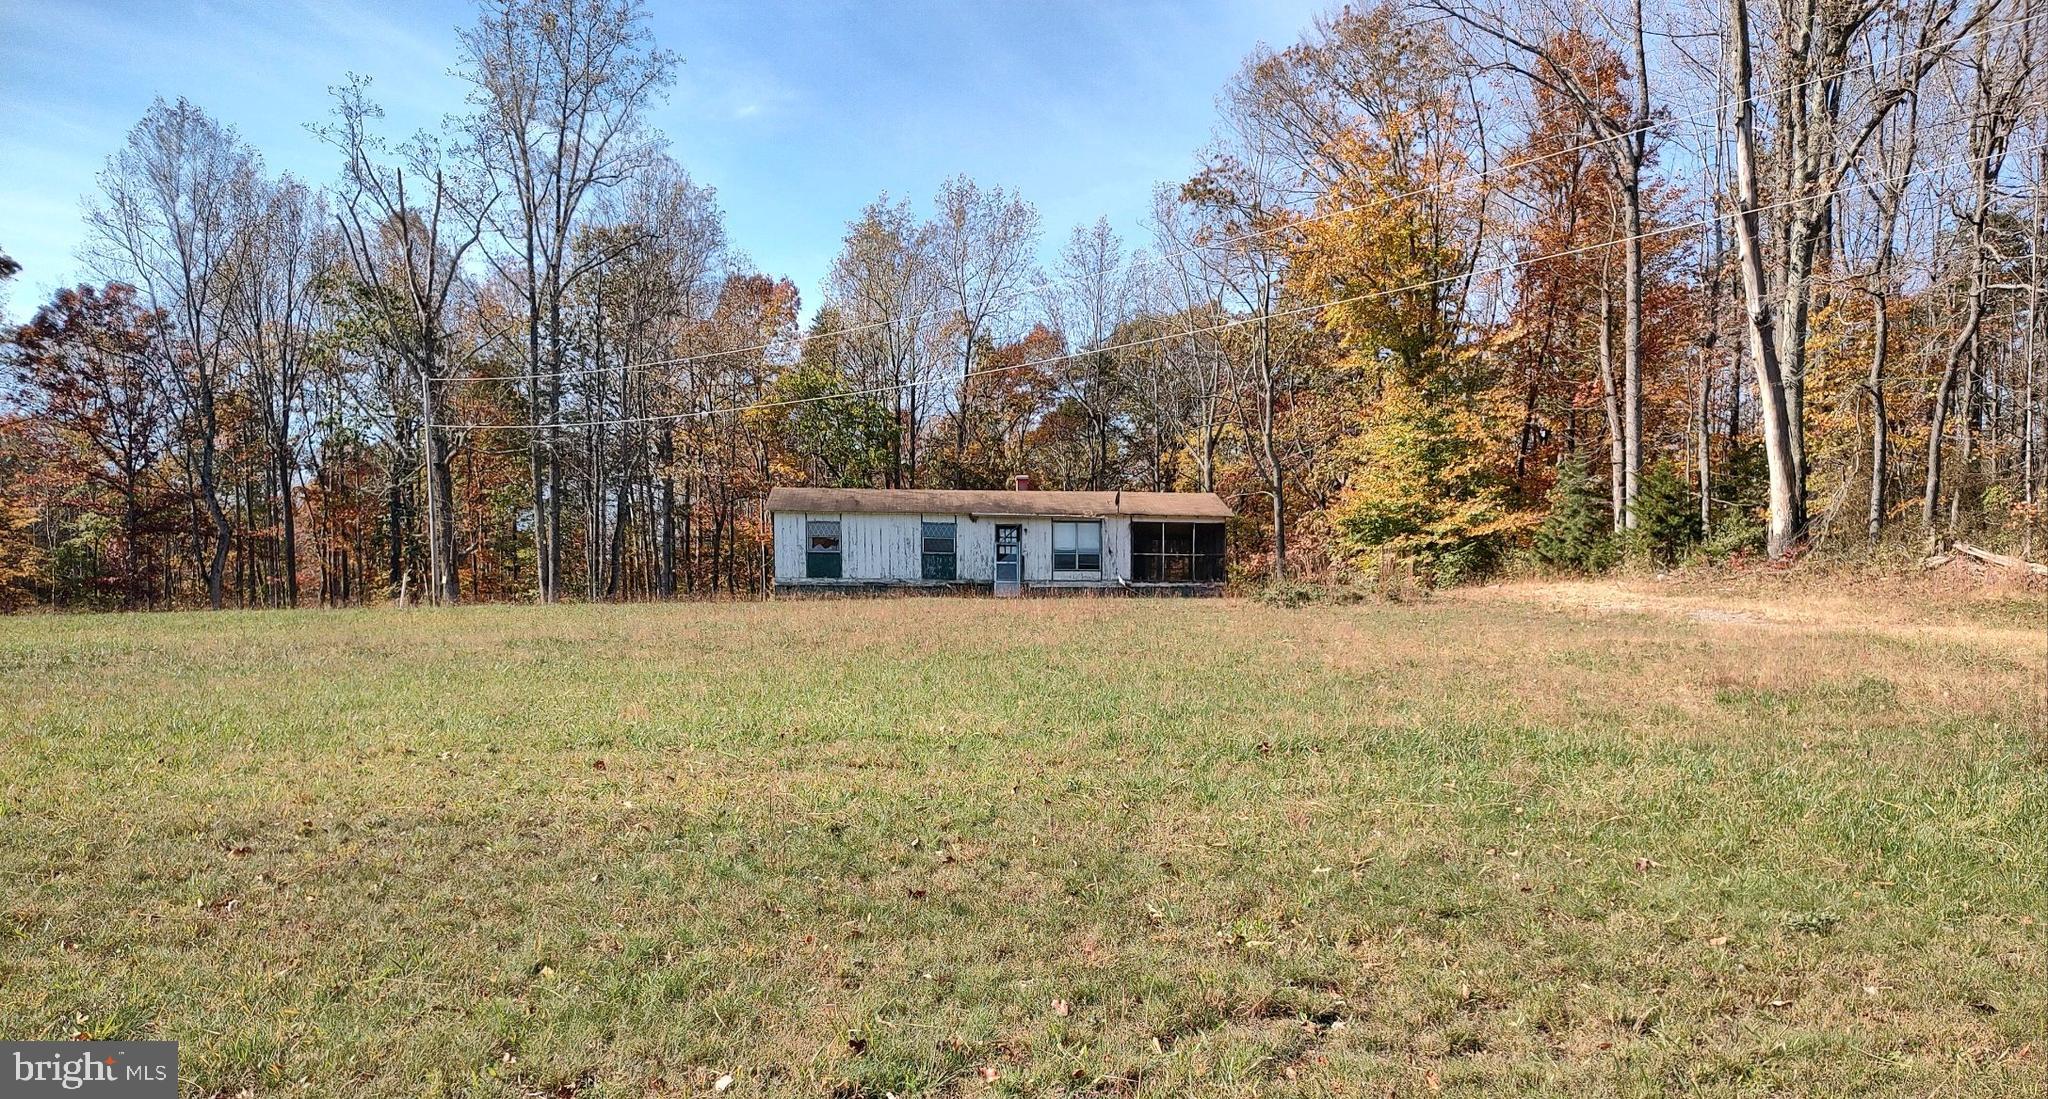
[{"left": 0, "top": 0, "right": 1330, "bottom": 323}]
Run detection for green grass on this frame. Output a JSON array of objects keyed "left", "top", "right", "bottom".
[{"left": 0, "top": 592, "right": 2042, "bottom": 1097}]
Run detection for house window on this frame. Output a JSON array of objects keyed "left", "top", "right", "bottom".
[
  {"left": 1131, "top": 521, "right": 1226, "bottom": 582},
  {"left": 921, "top": 520, "right": 956, "bottom": 581},
  {"left": 805, "top": 519, "right": 842, "bottom": 579},
  {"left": 1052, "top": 520, "right": 1101, "bottom": 573}
]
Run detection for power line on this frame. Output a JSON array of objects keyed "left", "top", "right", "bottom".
[
  {"left": 442, "top": 135, "right": 2048, "bottom": 432},
  {"left": 429, "top": 6, "right": 2042, "bottom": 389}
]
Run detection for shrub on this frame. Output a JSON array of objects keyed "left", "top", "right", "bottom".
[
  {"left": 1250, "top": 578, "right": 1377, "bottom": 607},
  {"left": 1695, "top": 513, "right": 1767, "bottom": 563},
  {"left": 1251, "top": 578, "right": 1323, "bottom": 608},
  {"left": 1249, "top": 554, "right": 1418, "bottom": 607}
]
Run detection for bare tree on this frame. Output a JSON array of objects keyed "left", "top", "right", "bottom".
[
  {"left": 226, "top": 173, "right": 327, "bottom": 605},
  {"left": 1724, "top": 0, "right": 1977, "bottom": 556},
  {"left": 459, "top": 0, "right": 676, "bottom": 601},
  {"left": 591, "top": 157, "right": 724, "bottom": 597},
  {"left": 319, "top": 77, "right": 488, "bottom": 605},
  {"left": 929, "top": 175, "right": 1040, "bottom": 485},
  {"left": 1040, "top": 218, "right": 1141, "bottom": 488},
  {"left": 1922, "top": 11, "right": 2032, "bottom": 536},
  {"left": 1145, "top": 187, "right": 1239, "bottom": 493},
  {"left": 85, "top": 98, "right": 258, "bottom": 609},
  {"left": 826, "top": 197, "right": 942, "bottom": 487},
  {"left": 1181, "top": 146, "right": 1295, "bottom": 576},
  {"left": 1855, "top": 74, "right": 1920, "bottom": 542}
]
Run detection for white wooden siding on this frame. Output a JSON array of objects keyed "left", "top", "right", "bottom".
[
  {"left": 773, "top": 510, "right": 1141, "bottom": 587},
  {"left": 845, "top": 513, "right": 919, "bottom": 580},
  {"left": 772, "top": 511, "right": 806, "bottom": 580},
  {"left": 956, "top": 515, "right": 997, "bottom": 581}
]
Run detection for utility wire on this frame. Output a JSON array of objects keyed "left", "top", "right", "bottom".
[
  {"left": 430, "top": 6, "right": 2044, "bottom": 388},
  {"left": 442, "top": 135, "right": 2048, "bottom": 432}
]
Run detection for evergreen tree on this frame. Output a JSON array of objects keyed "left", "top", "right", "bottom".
[
  {"left": 1532, "top": 453, "right": 1617, "bottom": 572},
  {"left": 1629, "top": 459, "right": 1702, "bottom": 565}
]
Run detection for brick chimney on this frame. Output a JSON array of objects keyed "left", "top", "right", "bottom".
[{"left": 1012, "top": 474, "right": 1035, "bottom": 492}]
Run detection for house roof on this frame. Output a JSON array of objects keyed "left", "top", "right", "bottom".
[{"left": 767, "top": 486, "right": 1235, "bottom": 519}]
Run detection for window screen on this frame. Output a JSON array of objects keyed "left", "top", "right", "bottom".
[
  {"left": 1131, "top": 521, "right": 1226, "bottom": 582},
  {"left": 921, "top": 520, "right": 956, "bottom": 581},
  {"left": 805, "top": 519, "right": 841, "bottom": 579},
  {"left": 1194, "top": 522, "right": 1226, "bottom": 582},
  {"left": 1052, "top": 520, "right": 1101, "bottom": 572}
]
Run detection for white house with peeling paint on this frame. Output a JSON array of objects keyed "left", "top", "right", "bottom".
[{"left": 767, "top": 482, "right": 1232, "bottom": 595}]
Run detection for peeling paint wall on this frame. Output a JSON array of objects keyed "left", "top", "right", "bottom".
[{"left": 772, "top": 511, "right": 1136, "bottom": 587}]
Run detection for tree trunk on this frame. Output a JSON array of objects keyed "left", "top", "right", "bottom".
[
  {"left": 1922, "top": 134, "right": 1997, "bottom": 536},
  {"left": 277, "top": 444, "right": 299, "bottom": 606},
  {"left": 1620, "top": 0, "right": 1650, "bottom": 521},
  {"left": 1864, "top": 101, "right": 1915, "bottom": 543},
  {"left": 1727, "top": 0, "right": 1806, "bottom": 558},
  {"left": 606, "top": 483, "right": 629, "bottom": 599},
  {"left": 124, "top": 488, "right": 144, "bottom": 610},
  {"left": 430, "top": 431, "right": 460, "bottom": 605},
  {"left": 200, "top": 431, "right": 231, "bottom": 610},
  {"left": 387, "top": 460, "right": 404, "bottom": 600},
  {"left": 1597, "top": 278, "right": 1625, "bottom": 529},
  {"left": 2027, "top": 145, "right": 2044, "bottom": 557},
  {"left": 418, "top": 369, "right": 460, "bottom": 605},
  {"left": 657, "top": 427, "right": 676, "bottom": 598},
  {"left": 1255, "top": 310, "right": 1284, "bottom": 578},
  {"left": 1865, "top": 294, "right": 1890, "bottom": 542},
  {"left": 1696, "top": 364, "right": 1713, "bottom": 534},
  {"left": 954, "top": 333, "right": 974, "bottom": 487},
  {"left": 1619, "top": 177, "right": 1644, "bottom": 524}
]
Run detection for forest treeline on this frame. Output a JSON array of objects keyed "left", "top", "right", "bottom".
[{"left": 1, "top": 0, "right": 2042, "bottom": 609}]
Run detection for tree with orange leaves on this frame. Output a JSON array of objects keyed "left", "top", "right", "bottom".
[{"left": 11, "top": 283, "right": 169, "bottom": 608}]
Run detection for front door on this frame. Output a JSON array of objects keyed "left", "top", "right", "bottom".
[{"left": 993, "top": 524, "right": 1022, "bottom": 596}]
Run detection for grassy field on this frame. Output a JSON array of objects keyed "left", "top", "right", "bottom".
[{"left": 1, "top": 583, "right": 2042, "bottom": 1097}]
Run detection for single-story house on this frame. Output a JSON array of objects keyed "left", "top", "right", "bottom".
[{"left": 767, "top": 481, "right": 1233, "bottom": 594}]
